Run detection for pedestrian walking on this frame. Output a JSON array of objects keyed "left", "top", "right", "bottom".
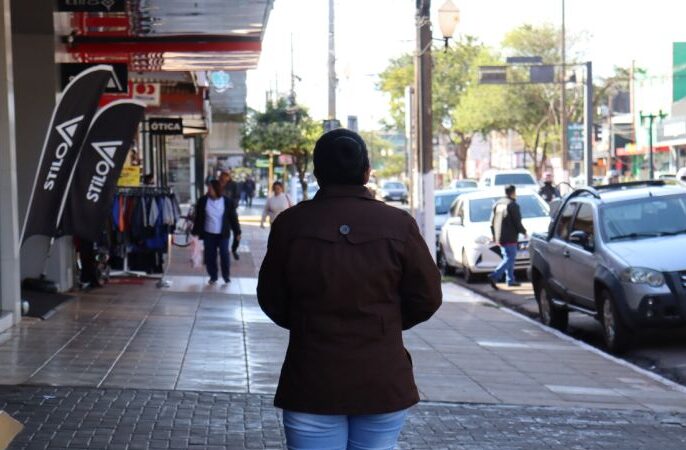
[
  {"left": 257, "top": 129, "right": 442, "bottom": 450},
  {"left": 219, "top": 170, "right": 240, "bottom": 209},
  {"left": 488, "top": 184, "right": 527, "bottom": 289},
  {"left": 244, "top": 176, "right": 256, "bottom": 207},
  {"left": 191, "top": 180, "right": 241, "bottom": 285},
  {"left": 260, "top": 181, "right": 292, "bottom": 228},
  {"left": 538, "top": 172, "right": 560, "bottom": 203}
]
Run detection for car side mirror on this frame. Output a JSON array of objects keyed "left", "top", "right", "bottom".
[{"left": 569, "top": 230, "right": 593, "bottom": 251}]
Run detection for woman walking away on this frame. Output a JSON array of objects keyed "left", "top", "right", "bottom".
[
  {"left": 192, "top": 180, "right": 241, "bottom": 285},
  {"left": 257, "top": 129, "right": 442, "bottom": 450},
  {"left": 260, "top": 181, "right": 292, "bottom": 228}
]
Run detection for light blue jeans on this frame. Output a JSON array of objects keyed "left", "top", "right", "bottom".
[
  {"left": 283, "top": 409, "right": 408, "bottom": 450},
  {"left": 490, "top": 243, "right": 518, "bottom": 284}
]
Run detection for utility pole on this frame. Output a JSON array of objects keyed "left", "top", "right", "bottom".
[
  {"left": 416, "top": 0, "right": 434, "bottom": 255},
  {"left": 560, "top": 0, "right": 568, "bottom": 181},
  {"left": 328, "top": 0, "right": 336, "bottom": 120},
  {"left": 584, "top": 61, "right": 593, "bottom": 186}
]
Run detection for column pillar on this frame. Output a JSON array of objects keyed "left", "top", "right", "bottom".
[
  {"left": 12, "top": 0, "right": 72, "bottom": 291},
  {"left": 0, "top": 0, "right": 21, "bottom": 327}
]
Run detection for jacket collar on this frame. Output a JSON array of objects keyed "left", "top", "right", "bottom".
[{"left": 314, "top": 185, "right": 374, "bottom": 200}]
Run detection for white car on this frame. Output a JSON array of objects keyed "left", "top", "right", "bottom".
[
  {"left": 438, "top": 189, "right": 551, "bottom": 283},
  {"left": 479, "top": 169, "right": 539, "bottom": 190}
]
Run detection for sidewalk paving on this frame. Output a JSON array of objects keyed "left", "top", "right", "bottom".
[
  {"left": 2, "top": 219, "right": 686, "bottom": 448},
  {"left": 3, "top": 387, "right": 686, "bottom": 450}
]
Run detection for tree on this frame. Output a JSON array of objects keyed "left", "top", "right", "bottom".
[
  {"left": 241, "top": 97, "right": 321, "bottom": 198},
  {"left": 378, "top": 37, "right": 510, "bottom": 178},
  {"left": 501, "top": 24, "right": 588, "bottom": 178}
]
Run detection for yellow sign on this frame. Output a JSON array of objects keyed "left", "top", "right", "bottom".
[{"left": 118, "top": 165, "right": 141, "bottom": 187}]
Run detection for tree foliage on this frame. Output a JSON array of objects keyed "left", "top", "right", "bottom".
[
  {"left": 378, "top": 36, "right": 510, "bottom": 178},
  {"left": 241, "top": 97, "right": 322, "bottom": 198}
]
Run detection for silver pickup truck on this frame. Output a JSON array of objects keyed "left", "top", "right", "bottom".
[{"left": 528, "top": 181, "right": 686, "bottom": 353}]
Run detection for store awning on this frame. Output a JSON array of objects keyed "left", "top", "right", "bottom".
[
  {"left": 55, "top": 0, "right": 273, "bottom": 72},
  {"left": 616, "top": 144, "right": 670, "bottom": 157}
]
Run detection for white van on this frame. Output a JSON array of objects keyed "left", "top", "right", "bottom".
[{"left": 479, "top": 169, "right": 538, "bottom": 189}]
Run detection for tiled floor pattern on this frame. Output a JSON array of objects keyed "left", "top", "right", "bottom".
[{"left": 4, "top": 387, "right": 686, "bottom": 450}]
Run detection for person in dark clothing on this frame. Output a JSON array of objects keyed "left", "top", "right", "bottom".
[
  {"left": 488, "top": 184, "right": 527, "bottom": 289},
  {"left": 258, "top": 129, "right": 442, "bottom": 450},
  {"left": 538, "top": 172, "right": 560, "bottom": 203},
  {"left": 192, "top": 180, "right": 241, "bottom": 284},
  {"left": 244, "top": 176, "right": 256, "bottom": 207},
  {"left": 219, "top": 170, "right": 240, "bottom": 209}
]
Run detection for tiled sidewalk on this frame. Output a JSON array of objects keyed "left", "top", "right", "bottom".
[
  {"left": 3, "top": 223, "right": 686, "bottom": 412},
  {"left": 3, "top": 386, "right": 686, "bottom": 450}
]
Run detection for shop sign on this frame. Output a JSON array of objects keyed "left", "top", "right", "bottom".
[
  {"left": 278, "top": 155, "right": 293, "bottom": 165},
  {"left": 567, "top": 123, "right": 584, "bottom": 162},
  {"left": 60, "top": 63, "right": 128, "bottom": 94},
  {"left": 57, "top": 0, "right": 126, "bottom": 12},
  {"left": 255, "top": 159, "right": 270, "bottom": 168},
  {"left": 148, "top": 117, "right": 183, "bottom": 135},
  {"left": 132, "top": 83, "right": 161, "bottom": 106}
]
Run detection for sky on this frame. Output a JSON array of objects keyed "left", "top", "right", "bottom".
[{"left": 246, "top": 0, "right": 686, "bottom": 131}]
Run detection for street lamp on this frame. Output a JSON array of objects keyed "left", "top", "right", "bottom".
[
  {"left": 437, "top": 0, "right": 460, "bottom": 48},
  {"left": 639, "top": 110, "right": 668, "bottom": 180}
]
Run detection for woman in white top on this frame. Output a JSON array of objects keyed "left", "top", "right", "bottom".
[
  {"left": 191, "top": 180, "right": 241, "bottom": 285},
  {"left": 261, "top": 181, "right": 293, "bottom": 228}
]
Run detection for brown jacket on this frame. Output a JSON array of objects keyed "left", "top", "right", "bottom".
[{"left": 257, "top": 185, "right": 442, "bottom": 415}]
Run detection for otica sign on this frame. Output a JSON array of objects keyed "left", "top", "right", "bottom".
[{"left": 148, "top": 117, "right": 184, "bottom": 135}]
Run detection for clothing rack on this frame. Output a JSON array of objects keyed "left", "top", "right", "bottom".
[{"left": 109, "top": 187, "right": 178, "bottom": 287}]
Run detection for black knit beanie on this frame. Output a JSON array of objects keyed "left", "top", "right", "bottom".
[{"left": 313, "top": 129, "right": 370, "bottom": 186}]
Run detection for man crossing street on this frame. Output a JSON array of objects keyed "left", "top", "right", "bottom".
[{"left": 488, "top": 185, "right": 527, "bottom": 289}]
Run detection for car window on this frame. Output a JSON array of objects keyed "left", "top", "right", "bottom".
[
  {"left": 436, "top": 193, "right": 460, "bottom": 214},
  {"left": 571, "top": 203, "right": 595, "bottom": 248},
  {"left": 494, "top": 173, "right": 536, "bottom": 185},
  {"left": 554, "top": 203, "right": 578, "bottom": 240},
  {"left": 518, "top": 195, "right": 549, "bottom": 218},
  {"left": 468, "top": 197, "right": 498, "bottom": 222},
  {"left": 383, "top": 182, "right": 405, "bottom": 190},
  {"left": 601, "top": 194, "right": 686, "bottom": 241}
]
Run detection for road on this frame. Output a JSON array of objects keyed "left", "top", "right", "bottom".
[{"left": 447, "top": 272, "right": 686, "bottom": 386}]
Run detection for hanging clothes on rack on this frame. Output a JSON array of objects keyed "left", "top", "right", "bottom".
[{"left": 109, "top": 187, "right": 181, "bottom": 274}]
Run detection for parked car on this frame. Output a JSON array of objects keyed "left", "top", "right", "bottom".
[
  {"left": 438, "top": 189, "right": 550, "bottom": 282},
  {"left": 449, "top": 179, "right": 478, "bottom": 189},
  {"left": 479, "top": 169, "right": 539, "bottom": 190},
  {"left": 529, "top": 181, "right": 686, "bottom": 353},
  {"left": 378, "top": 181, "right": 408, "bottom": 203},
  {"left": 434, "top": 188, "right": 477, "bottom": 244}
]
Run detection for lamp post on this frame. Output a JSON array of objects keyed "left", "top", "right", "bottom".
[
  {"left": 414, "top": 0, "right": 459, "bottom": 256},
  {"left": 437, "top": 0, "right": 460, "bottom": 49},
  {"left": 639, "top": 110, "right": 667, "bottom": 179}
]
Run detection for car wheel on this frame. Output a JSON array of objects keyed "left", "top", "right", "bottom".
[
  {"left": 462, "top": 251, "right": 477, "bottom": 284},
  {"left": 536, "top": 283, "right": 568, "bottom": 331},
  {"left": 600, "top": 290, "right": 629, "bottom": 353},
  {"left": 437, "top": 247, "right": 455, "bottom": 276}
]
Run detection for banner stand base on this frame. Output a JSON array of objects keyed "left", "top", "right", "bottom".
[{"left": 22, "top": 275, "right": 58, "bottom": 294}]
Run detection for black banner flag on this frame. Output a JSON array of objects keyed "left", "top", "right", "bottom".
[
  {"left": 21, "top": 65, "right": 114, "bottom": 244},
  {"left": 61, "top": 100, "right": 146, "bottom": 241}
]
